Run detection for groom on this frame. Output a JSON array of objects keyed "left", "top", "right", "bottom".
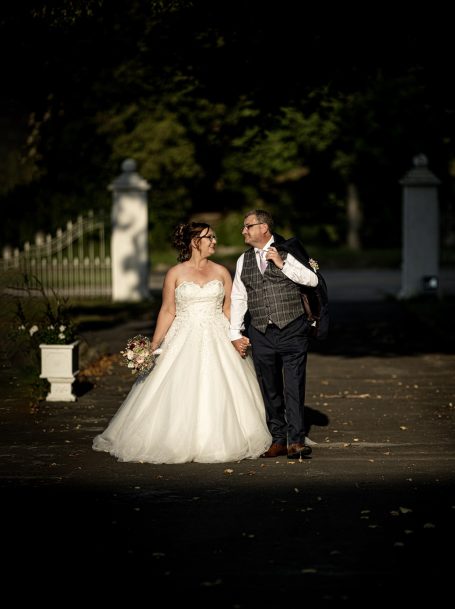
[{"left": 230, "top": 210, "right": 318, "bottom": 460}]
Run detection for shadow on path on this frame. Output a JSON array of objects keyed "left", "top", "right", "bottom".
[{"left": 311, "top": 299, "right": 455, "bottom": 357}]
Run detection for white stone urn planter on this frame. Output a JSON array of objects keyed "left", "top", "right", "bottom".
[{"left": 39, "top": 341, "right": 80, "bottom": 402}]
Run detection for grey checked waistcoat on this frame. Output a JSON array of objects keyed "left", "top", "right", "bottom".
[{"left": 241, "top": 248, "right": 304, "bottom": 333}]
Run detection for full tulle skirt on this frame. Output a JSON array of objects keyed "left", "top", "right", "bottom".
[{"left": 93, "top": 280, "right": 271, "bottom": 463}]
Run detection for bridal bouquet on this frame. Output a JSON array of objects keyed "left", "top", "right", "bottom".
[{"left": 120, "top": 335, "right": 161, "bottom": 375}]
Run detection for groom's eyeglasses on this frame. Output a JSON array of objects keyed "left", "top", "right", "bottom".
[{"left": 242, "top": 222, "right": 264, "bottom": 231}]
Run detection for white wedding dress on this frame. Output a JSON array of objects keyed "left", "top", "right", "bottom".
[{"left": 93, "top": 279, "right": 271, "bottom": 463}]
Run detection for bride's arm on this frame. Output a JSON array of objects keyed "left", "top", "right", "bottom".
[
  {"left": 151, "top": 268, "right": 177, "bottom": 350},
  {"left": 221, "top": 266, "right": 233, "bottom": 320}
]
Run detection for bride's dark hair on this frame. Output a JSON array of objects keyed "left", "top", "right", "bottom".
[{"left": 172, "top": 221, "right": 212, "bottom": 262}]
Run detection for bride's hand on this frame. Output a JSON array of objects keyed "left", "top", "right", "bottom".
[{"left": 232, "top": 337, "right": 250, "bottom": 358}]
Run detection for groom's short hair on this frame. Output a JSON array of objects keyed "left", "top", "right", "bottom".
[{"left": 244, "top": 209, "right": 274, "bottom": 233}]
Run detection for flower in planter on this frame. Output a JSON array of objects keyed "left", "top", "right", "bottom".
[{"left": 13, "top": 275, "right": 78, "bottom": 346}]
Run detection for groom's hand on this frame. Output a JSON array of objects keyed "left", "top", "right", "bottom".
[
  {"left": 232, "top": 337, "right": 250, "bottom": 359},
  {"left": 266, "top": 246, "right": 284, "bottom": 269}
]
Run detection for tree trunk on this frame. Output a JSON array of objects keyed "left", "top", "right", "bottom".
[{"left": 346, "top": 182, "right": 362, "bottom": 250}]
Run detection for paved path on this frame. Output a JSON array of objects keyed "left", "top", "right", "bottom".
[
  {"left": 1, "top": 301, "right": 454, "bottom": 605},
  {"left": 321, "top": 268, "right": 455, "bottom": 300},
  {"left": 149, "top": 268, "right": 455, "bottom": 301}
]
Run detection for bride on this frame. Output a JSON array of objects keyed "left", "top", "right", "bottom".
[{"left": 93, "top": 221, "right": 272, "bottom": 464}]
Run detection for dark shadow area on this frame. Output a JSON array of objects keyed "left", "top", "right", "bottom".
[
  {"left": 304, "top": 405, "right": 330, "bottom": 436},
  {"left": 73, "top": 377, "right": 95, "bottom": 398},
  {"left": 72, "top": 299, "right": 157, "bottom": 333},
  {"left": 309, "top": 296, "right": 455, "bottom": 357},
  {"left": 3, "top": 480, "right": 453, "bottom": 604}
]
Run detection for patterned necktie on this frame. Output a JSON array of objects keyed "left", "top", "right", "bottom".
[{"left": 259, "top": 249, "right": 267, "bottom": 274}]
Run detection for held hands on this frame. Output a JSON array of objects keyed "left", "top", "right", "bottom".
[
  {"left": 232, "top": 337, "right": 251, "bottom": 359},
  {"left": 265, "top": 246, "right": 284, "bottom": 270}
]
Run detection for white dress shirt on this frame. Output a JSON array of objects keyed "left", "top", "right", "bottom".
[{"left": 230, "top": 236, "right": 319, "bottom": 340}]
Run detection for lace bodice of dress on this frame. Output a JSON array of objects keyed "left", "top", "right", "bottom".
[{"left": 174, "top": 279, "right": 225, "bottom": 320}]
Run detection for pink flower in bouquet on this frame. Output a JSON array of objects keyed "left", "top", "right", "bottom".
[{"left": 120, "top": 334, "right": 157, "bottom": 374}]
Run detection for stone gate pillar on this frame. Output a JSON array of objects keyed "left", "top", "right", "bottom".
[
  {"left": 399, "top": 154, "right": 441, "bottom": 299},
  {"left": 110, "top": 159, "right": 150, "bottom": 301}
]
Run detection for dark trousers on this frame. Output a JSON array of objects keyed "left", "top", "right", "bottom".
[{"left": 249, "top": 315, "right": 309, "bottom": 445}]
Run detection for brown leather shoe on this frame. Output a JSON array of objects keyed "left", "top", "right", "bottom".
[
  {"left": 287, "top": 443, "right": 312, "bottom": 460},
  {"left": 260, "top": 443, "right": 288, "bottom": 458}
]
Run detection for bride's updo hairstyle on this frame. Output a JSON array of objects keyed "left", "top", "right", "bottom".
[{"left": 172, "top": 221, "right": 212, "bottom": 262}]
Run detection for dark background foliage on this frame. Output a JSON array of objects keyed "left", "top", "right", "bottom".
[{"left": 1, "top": 1, "right": 454, "bottom": 251}]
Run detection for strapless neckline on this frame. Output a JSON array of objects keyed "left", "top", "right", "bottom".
[{"left": 175, "top": 279, "right": 223, "bottom": 291}]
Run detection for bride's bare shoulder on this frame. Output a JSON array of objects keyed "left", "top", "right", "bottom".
[
  {"left": 211, "top": 261, "right": 233, "bottom": 282},
  {"left": 163, "top": 264, "right": 185, "bottom": 286}
]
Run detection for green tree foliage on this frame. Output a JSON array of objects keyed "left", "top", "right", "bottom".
[{"left": 0, "top": 2, "right": 454, "bottom": 250}]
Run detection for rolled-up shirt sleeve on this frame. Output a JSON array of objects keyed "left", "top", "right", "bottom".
[
  {"left": 229, "top": 254, "right": 248, "bottom": 341},
  {"left": 282, "top": 253, "right": 318, "bottom": 287}
]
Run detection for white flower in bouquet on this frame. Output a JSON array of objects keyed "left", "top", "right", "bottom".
[{"left": 120, "top": 334, "right": 158, "bottom": 375}]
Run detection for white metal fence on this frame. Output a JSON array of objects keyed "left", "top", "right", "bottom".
[{"left": 1, "top": 211, "right": 112, "bottom": 299}]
